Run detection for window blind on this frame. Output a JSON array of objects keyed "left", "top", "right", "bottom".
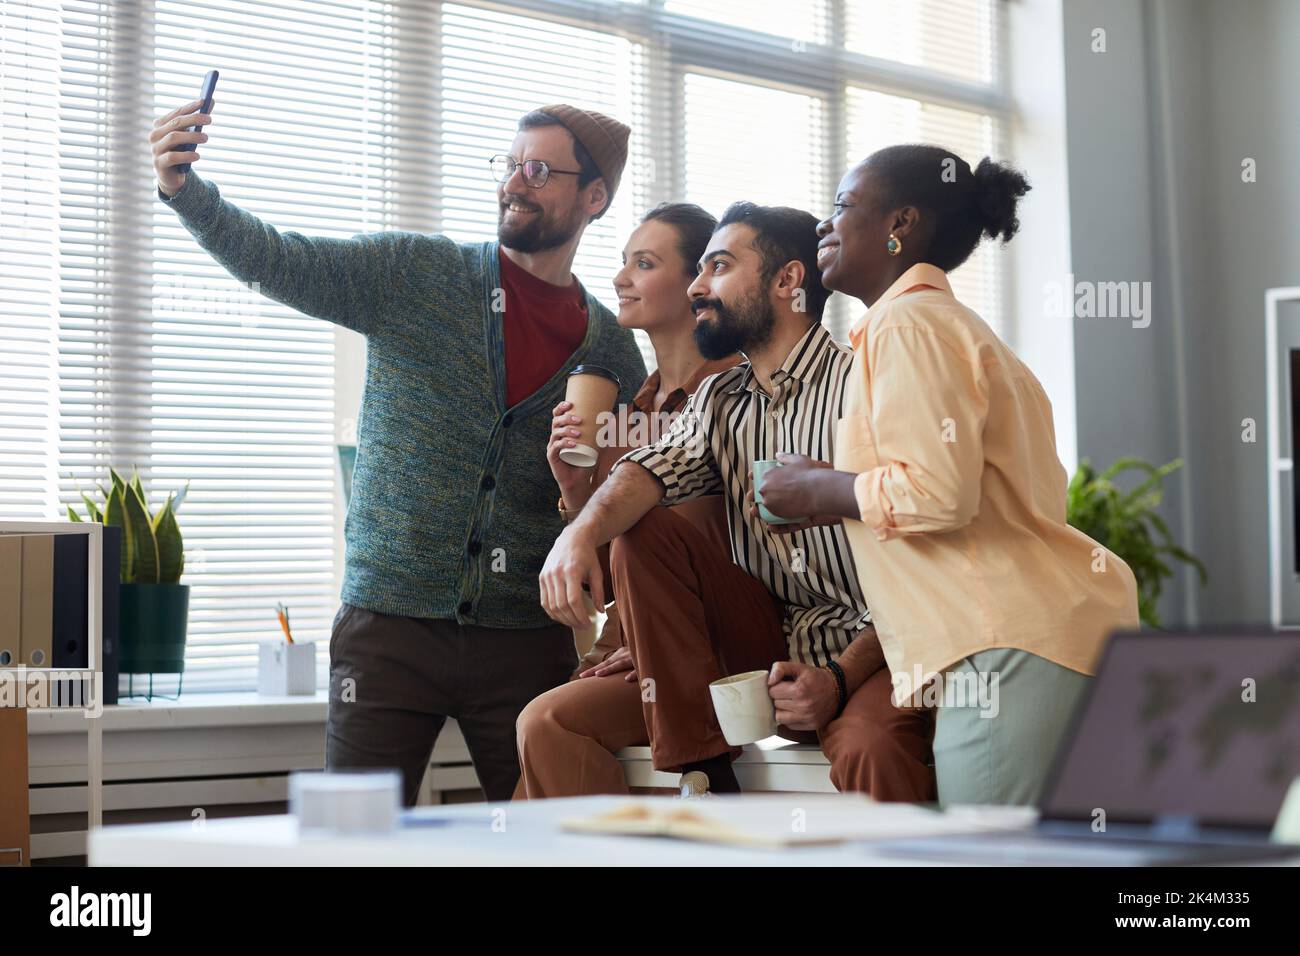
[
  {"left": 845, "top": 0, "right": 998, "bottom": 86},
  {"left": 682, "top": 73, "right": 827, "bottom": 221},
  {"left": 664, "top": 0, "right": 830, "bottom": 44},
  {"left": 0, "top": 1, "right": 76, "bottom": 518}
]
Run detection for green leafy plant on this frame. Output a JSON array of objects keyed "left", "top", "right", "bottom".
[
  {"left": 66, "top": 468, "right": 188, "bottom": 584},
  {"left": 1066, "top": 456, "right": 1206, "bottom": 628}
]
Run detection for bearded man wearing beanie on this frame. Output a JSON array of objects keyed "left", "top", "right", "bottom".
[{"left": 152, "top": 100, "right": 646, "bottom": 803}]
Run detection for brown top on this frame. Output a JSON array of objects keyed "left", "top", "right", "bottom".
[
  {"left": 630, "top": 357, "right": 738, "bottom": 416},
  {"left": 576, "top": 353, "right": 739, "bottom": 673}
]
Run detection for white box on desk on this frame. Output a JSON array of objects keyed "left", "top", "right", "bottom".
[{"left": 258, "top": 640, "right": 316, "bottom": 696}]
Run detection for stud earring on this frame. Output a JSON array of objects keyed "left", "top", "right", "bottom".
[{"left": 886, "top": 233, "right": 902, "bottom": 256}]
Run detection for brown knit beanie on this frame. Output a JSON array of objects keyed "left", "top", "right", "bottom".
[{"left": 535, "top": 103, "right": 630, "bottom": 218}]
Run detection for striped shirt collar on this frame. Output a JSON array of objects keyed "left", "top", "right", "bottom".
[{"left": 726, "top": 321, "right": 840, "bottom": 395}]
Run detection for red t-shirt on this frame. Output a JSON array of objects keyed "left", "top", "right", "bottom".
[{"left": 498, "top": 248, "right": 589, "bottom": 408}]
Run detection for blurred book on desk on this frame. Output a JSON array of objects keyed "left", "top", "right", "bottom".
[{"left": 560, "top": 795, "right": 1034, "bottom": 848}]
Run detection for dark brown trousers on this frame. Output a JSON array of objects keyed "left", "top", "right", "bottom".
[{"left": 326, "top": 603, "right": 575, "bottom": 804}]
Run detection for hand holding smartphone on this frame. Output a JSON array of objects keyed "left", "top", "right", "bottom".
[
  {"left": 174, "top": 70, "right": 218, "bottom": 174},
  {"left": 150, "top": 70, "right": 218, "bottom": 197}
]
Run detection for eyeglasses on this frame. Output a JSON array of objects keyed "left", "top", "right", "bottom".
[{"left": 489, "top": 154, "right": 582, "bottom": 189}]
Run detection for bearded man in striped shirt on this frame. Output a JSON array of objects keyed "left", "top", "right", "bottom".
[{"left": 535, "top": 202, "right": 935, "bottom": 798}]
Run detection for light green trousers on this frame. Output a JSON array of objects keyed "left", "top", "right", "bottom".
[{"left": 931, "top": 647, "right": 1091, "bottom": 808}]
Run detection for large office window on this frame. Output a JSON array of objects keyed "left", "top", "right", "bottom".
[
  {"left": 1, "top": 0, "right": 1006, "bottom": 691},
  {"left": 2, "top": 0, "right": 397, "bottom": 690}
]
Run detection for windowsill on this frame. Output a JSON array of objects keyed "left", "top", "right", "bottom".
[{"left": 25, "top": 690, "right": 328, "bottom": 734}]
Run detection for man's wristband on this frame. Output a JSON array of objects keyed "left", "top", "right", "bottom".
[{"left": 824, "top": 660, "right": 848, "bottom": 717}]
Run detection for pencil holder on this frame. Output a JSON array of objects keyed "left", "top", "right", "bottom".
[{"left": 258, "top": 640, "right": 316, "bottom": 696}]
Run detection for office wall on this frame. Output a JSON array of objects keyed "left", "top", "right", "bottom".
[
  {"left": 1062, "top": 0, "right": 1300, "bottom": 625},
  {"left": 1007, "top": 0, "right": 1077, "bottom": 475}
]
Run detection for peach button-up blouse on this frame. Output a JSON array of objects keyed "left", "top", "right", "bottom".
[{"left": 834, "top": 263, "right": 1138, "bottom": 688}]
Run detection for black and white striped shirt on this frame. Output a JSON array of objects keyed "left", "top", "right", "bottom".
[{"left": 619, "top": 322, "right": 870, "bottom": 665}]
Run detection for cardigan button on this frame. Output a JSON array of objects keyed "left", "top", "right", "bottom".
[
  {"left": 468, "top": 539, "right": 482, "bottom": 556},
  {"left": 481, "top": 474, "right": 496, "bottom": 491},
  {"left": 502, "top": 414, "right": 513, "bottom": 428},
  {"left": 458, "top": 601, "right": 472, "bottom": 616}
]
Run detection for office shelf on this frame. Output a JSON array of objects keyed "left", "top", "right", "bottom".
[{"left": 1, "top": 519, "right": 105, "bottom": 831}]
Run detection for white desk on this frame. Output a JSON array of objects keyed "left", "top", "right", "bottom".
[{"left": 88, "top": 795, "right": 1037, "bottom": 867}]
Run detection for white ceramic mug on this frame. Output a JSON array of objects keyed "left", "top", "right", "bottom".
[{"left": 709, "top": 669, "right": 778, "bottom": 745}]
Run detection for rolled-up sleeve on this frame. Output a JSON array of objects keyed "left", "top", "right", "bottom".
[
  {"left": 614, "top": 390, "right": 721, "bottom": 505},
  {"left": 854, "top": 326, "right": 988, "bottom": 539}
]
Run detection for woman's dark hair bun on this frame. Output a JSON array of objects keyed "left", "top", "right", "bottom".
[
  {"left": 972, "top": 157, "right": 1031, "bottom": 243},
  {"left": 860, "top": 144, "right": 1032, "bottom": 270}
]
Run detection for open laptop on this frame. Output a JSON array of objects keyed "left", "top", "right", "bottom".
[{"left": 875, "top": 629, "right": 1300, "bottom": 865}]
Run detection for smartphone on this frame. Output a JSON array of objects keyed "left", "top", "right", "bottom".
[{"left": 174, "top": 69, "right": 218, "bottom": 174}]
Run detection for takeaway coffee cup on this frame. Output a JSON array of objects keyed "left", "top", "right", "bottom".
[
  {"left": 558, "top": 365, "right": 621, "bottom": 468},
  {"left": 709, "top": 669, "right": 778, "bottom": 746},
  {"left": 752, "top": 458, "right": 806, "bottom": 525}
]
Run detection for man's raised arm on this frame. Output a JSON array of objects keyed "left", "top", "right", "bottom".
[{"left": 151, "top": 98, "right": 410, "bottom": 337}]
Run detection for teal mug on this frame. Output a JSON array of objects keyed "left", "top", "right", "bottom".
[{"left": 752, "top": 458, "right": 806, "bottom": 525}]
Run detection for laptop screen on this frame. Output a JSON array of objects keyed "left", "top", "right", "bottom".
[{"left": 1040, "top": 632, "right": 1300, "bottom": 829}]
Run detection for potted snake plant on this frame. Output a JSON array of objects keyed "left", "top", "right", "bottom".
[
  {"left": 68, "top": 469, "right": 189, "bottom": 675},
  {"left": 1066, "top": 456, "right": 1207, "bottom": 628}
]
